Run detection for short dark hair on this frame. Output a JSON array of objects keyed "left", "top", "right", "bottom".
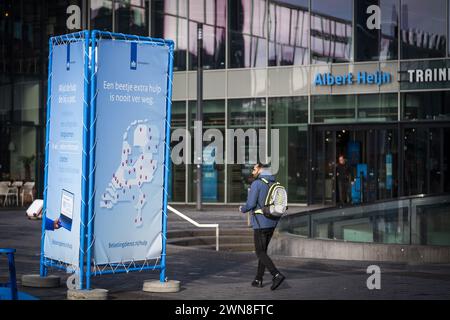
[{"left": 255, "top": 162, "right": 270, "bottom": 168}]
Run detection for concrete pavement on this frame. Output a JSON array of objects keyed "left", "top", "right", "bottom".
[{"left": 1, "top": 207, "right": 450, "bottom": 300}]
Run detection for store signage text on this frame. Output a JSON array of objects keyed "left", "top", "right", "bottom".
[
  {"left": 407, "top": 68, "right": 450, "bottom": 83},
  {"left": 314, "top": 71, "right": 392, "bottom": 86},
  {"left": 67, "top": 5, "right": 81, "bottom": 30}
]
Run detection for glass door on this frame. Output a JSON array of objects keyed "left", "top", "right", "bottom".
[
  {"left": 310, "top": 128, "right": 336, "bottom": 205},
  {"left": 310, "top": 124, "right": 399, "bottom": 206}
]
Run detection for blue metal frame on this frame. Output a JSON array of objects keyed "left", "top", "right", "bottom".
[
  {"left": 85, "top": 30, "right": 174, "bottom": 289},
  {"left": 160, "top": 40, "right": 175, "bottom": 282},
  {"left": 0, "top": 248, "right": 18, "bottom": 300},
  {"left": 40, "top": 31, "right": 90, "bottom": 289}
]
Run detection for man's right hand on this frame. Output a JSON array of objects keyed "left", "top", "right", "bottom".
[{"left": 53, "top": 219, "right": 61, "bottom": 230}]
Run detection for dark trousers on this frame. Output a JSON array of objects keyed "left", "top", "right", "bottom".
[
  {"left": 337, "top": 179, "right": 348, "bottom": 204},
  {"left": 253, "top": 228, "right": 278, "bottom": 280}
]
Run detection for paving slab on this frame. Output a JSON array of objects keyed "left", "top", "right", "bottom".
[{"left": 1, "top": 207, "right": 450, "bottom": 300}]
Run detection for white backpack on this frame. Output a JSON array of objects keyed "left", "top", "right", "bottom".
[{"left": 255, "top": 178, "right": 288, "bottom": 220}]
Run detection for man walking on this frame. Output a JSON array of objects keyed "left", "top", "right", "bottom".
[
  {"left": 336, "top": 155, "right": 350, "bottom": 206},
  {"left": 239, "top": 163, "right": 285, "bottom": 290}
]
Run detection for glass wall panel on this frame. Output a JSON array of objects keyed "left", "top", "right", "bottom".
[
  {"left": 312, "top": 203, "right": 410, "bottom": 244},
  {"left": 311, "top": 95, "right": 356, "bottom": 123},
  {"left": 401, "top": 91, "right": 450, "bottom": 120},
  {"left": 445, "top": 128, "right": 450, "bottom": 193},
  {"left": 4, "top": 0, "right": 47, "bottom": 78},
  {"left": 400, "top": 0, "right": 447, "bottom": 59},
  {"left": 169, "top": 101, "right": 186, "bottom": 202},
  {"left": 355, "top": 0, "right": 399, "bottom": 61},
  {"left": 152, "top": 0, "right": 188, "bottom": 71},
  {"left": 228, "top": 0, "right": 267, "bottom": 68},
  {"left": 403, "top": 128, "right": 427, "bottom": 196},
  {"left": 414, "top": 197, "right": 450, "bottom": 245},
  {"left": 188, "top": 100, "right": 225, "bottom": 202},
  {"left": 91, "top": 0, "right": 113, "bottom": 31},
  {"left": 357, "top": 93, "right": 398, "bottom": 121},
  {"left": 188, "top": 0, "right": 226, "bottom": 70},
  {"left": 12, "top": 81, "right": 40, "bottom": 124},
  {"left": 227, "top": 98, "right": 266, "bottom": 202},
  {"left": 268, "top": 0, "right": 309, "bottom": 66},
  {"left": 311, "top": 0, "right": 353, "bottom": 64},
  {"left": 115, "top": 0, "right": 148, "bottom": 36},
  {"left": 269, "top": 96, "right": 308, "bottom": 202},
  {"left": 429, "top": 128, "right": 442, "bottom": 194}
]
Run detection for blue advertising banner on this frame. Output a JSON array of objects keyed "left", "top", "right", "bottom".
[
  {"left": 202, "top": 146, "right": 218, "bottom": 201},
  {"left": 93, "top": 39, "right": 169, "bottom": 265},
  {"left": 386, "top": 153, "right": 393, "bottom": 191},
  {"left": 43, "top": 41, "right": 85, "bottom": 267}
]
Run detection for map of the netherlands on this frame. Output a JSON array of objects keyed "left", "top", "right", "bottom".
[{"left": 100, "top": 119, "right": 160, "bottom": 227}]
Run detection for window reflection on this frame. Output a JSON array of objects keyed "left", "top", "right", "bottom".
[
  {"left": 115, "top": 0, "right": 148, "bottom": 36},
  {"left": 91, "top": 0, "right": 113, "bottom": 31},
  {"left": 268, "top": 0, "right": 309, "bottom": 66},
  {"left": 229, "top": 0, "right": 267, "bottom": 68},
  {"left": 152, "top": 0, "right": 188, "bottom": 71},
  {"left": 357, "top": 93, "right": 398, "bottom": 121},
  {"left": 355, "top": 0, "right": 399, "bottom": 61},
  {"left": 188, "top": 0, "right": 226, "bottom": 70},
  {"left": 311, "top": 0, "right": 353, "bottom": 64},
  {"left": 312, "top": 95, "right": 356, "bottom": 123},
  {"left": 400, "top": 0, "right": 447, "bottom": 59},
  {"left": 402, "top": 91, "right": 450, "bottom": 120},
  {"left": 169, "top": 101, "right": 186, "bottom": 202},
  {"left": 269, "top": 97, "right": 308, "bottom": 202},
  {"left": 188, "top": 100, "right": 225, "bottom": 202},
  {"left": 227, "top": 98, "right": 266, "bottom": 202}
]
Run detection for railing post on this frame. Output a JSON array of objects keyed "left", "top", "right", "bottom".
[{"left": 216, "top": 227, "right": 219, "bottom": 251}]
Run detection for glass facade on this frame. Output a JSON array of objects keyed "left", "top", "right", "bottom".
[
  {"left": 400, "top": 0, "right": 447, "bottom": 59},
  {"left": 188, "top": 0, "right": 226, "bottom": 70},
  {"left": 355, "top": 0, "right": 399, "bottom": 61},
  {"left": 188, "top": 100, "right": 225, "bottom": 202},
  {"left": 228, "top": 0, "right": 267, "bottom": 68},
  {"left": 402, "top": 91, "right": 450, "bottom": 120},
  {"left": 227, "top": 98, "right": 266, "bottom": 202},
  {"left": 269, "top": 97, "right": 308, "bottom": 202},
  {"left": 311, "top": 0, "right": 353, "bottom": 63},
  {"left": 268, "top": 0, "right": 309, "bottom": 66},
  {"left": 151, "top": 0, "right": 188, "bottom": 71},
  {"left": 0, "top": 0, "right": 449, "bottom": 207}
]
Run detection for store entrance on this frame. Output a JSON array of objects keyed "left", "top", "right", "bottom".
[{"left": 309, "top": 124, "right": 398, "bottom": 206}]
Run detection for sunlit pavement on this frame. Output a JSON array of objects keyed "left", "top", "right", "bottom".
[{"left": 1, "top": 208, "right": 450, "bottom": 300}]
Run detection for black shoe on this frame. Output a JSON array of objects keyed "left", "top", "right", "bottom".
[
  {"left": 271, "top": 273, "right": 285, "bottom": 290},
  {"left": 251, "top": 279, "right": 263, "bottom": 288}
]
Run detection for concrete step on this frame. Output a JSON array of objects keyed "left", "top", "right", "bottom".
[
  {"left": 168, "top": 235, "right": 253, "bottom": 246},
  {"left": 167, "top": 228, "right": 253, "bottom": 238},
  {"left": 170, "top": 243, "right": 255, "bottom": 252},
  {"left": 168, "top": 220, "right": 250, "bottom": 228}
]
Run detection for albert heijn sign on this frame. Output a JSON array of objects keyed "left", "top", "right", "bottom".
[{"left": 314, "top": 71, "right": 392, "bottom": 87}]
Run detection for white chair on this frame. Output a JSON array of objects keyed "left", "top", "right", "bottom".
[
  {"left": 6, "top": 185, "right": 19, "bottom": 206},
  {"left": 0, "top": 182, "right": 10, "bottom": 206},
  {"left": 11, "top": 181, "right": 23, "bottom": 206},
  {"left": 21, "top": 182, "right": 35, "bottom": 207}
]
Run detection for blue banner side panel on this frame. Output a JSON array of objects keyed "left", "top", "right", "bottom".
[
  {"left": 92, "top": 38, "right": 170, "bottom": 265},
  {"left": 42, "top": 39, "right": 86, "bottom": 267}
]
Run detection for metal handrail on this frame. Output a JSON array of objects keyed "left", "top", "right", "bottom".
[{"left": 167, "top": 205, "right": 219, "bottom": 251}]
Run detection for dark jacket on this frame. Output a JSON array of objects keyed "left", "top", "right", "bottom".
[{"left": 240, "top": 170, "right": 278, "bottom": 229}]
